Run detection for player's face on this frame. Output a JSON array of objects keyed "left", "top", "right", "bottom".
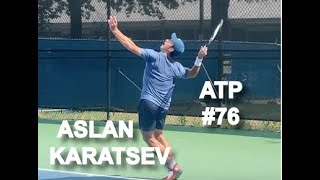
[{"left": 160, "top": 39, "right": 174, "bottom": 52}]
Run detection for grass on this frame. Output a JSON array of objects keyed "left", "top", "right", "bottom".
[{"left": 38, "top": 109, "right": 281, "bottom": 132}]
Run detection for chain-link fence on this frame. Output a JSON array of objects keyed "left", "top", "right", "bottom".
[
  {"left": 38, "top": 0, "right": 280, "bottom": 42},
  {"left": 38, "top": 39, "right": 280, "bottom": 132},
  {"left": 38, "top": 0, "right": 281, "bottom": 132}
]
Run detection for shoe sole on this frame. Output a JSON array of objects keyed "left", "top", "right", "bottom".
[{"left": 175, "top": 170, "right": 183, "bottom": 179}]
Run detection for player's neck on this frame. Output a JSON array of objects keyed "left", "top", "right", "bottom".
[{"left": 167, "top": 53, "right": 174, "bottom": 62}]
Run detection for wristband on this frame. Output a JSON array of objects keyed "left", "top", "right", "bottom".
[{"left": 194, "top": 57, "right": 203, "bottom": 66}]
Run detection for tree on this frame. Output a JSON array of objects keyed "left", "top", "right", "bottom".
[
  {"left": 38, "top": 0, "right": 196, "bottom": 38},
  {"left": 211, "top": 0, "right": 229, "bottom": 40},
  {"left": 210, "top": 0, "right": 278, "bottom": 40},
  {"left": 38, "top": 0, "right": 277, "bottom": 39},
  {"left": 38, "top": 0, "right": 67, "bottom": 32}
]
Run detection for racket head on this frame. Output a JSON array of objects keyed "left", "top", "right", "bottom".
[{"left": 206, "top": 19, "right": 224, "bottom": 46}]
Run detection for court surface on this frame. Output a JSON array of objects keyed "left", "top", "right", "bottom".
[
  {"left": 38, "top": 120, "right": 281, "bottom": 180},
  {"left": 39, "top": 169, "right": 150, "bottom": 180}
]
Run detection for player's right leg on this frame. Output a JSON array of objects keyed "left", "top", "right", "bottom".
[
  {"left": 154, "top": 129, "right": 172, "bottom": 156},
  {"left": 138, "top": 99, "right": 167, "bottom": 153},
  {"left": 138, "top": 99, "right": 182, "bottom": 179}
]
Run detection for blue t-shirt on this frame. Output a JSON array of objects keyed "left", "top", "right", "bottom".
[{"left": 140, "top": 48, "right": 189, "bottom": 109}]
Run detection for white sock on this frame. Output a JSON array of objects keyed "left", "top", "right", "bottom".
[{"left": 166, "top": 157, "right": 176, "bottom": 169}]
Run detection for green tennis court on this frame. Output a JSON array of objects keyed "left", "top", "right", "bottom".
[{"left": 38, "top": 120, "right": 280, "bottom": 180}]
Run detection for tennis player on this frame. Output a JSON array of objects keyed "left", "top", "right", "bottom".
[{"left": 108, "top": 16, "right": 207, "bottom": 180}]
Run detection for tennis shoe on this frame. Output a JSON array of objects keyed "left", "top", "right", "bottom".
[{"left": 162, "top": 163, "right": 183, "bottom": 180}]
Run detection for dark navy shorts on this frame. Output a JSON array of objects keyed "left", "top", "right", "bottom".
[{"left": 138, "top": 99, "right": 168, "bottom": 131}]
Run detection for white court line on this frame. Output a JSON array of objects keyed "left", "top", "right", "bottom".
[{"left": 38, "top": 168, "right": 146, "bottom": 180}]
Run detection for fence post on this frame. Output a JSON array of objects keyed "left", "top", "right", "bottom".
[
  {"left": 199, "top": 0, "right": 204, "bottom": 40},
  {"left": 106, "top": 0, "right": 111, "bottom": 120},
  {"left": 221, "top": 54, "right": 232, "bottom": 106}
]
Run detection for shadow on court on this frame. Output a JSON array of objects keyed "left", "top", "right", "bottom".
[
  {"left": 40, "top": 178, "right": 158, "bottom": 180},
  {"left": 39, "top": 170, "right": 159, "bottom": 180},
  {"left": 39, "top": 121, "right": 281, "bottom": 180},
  {"left": 41, "top": 178, "right": 128, "bottom": 180}
]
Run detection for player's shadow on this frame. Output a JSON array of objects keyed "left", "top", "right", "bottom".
[{"left": 41, "top": 177, "right": 159, "bottom": 180}]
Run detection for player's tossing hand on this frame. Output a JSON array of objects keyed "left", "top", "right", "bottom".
[
  {"left": 198, "top": 46, "right": 208, "bottom": 59},
  {"left": 108, "top": 16, "right": 118, "bottom": 31}
]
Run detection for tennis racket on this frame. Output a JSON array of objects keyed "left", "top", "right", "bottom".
[
  {"left": 201, "top": 19, "right": 224, "bottom": 96},
  {"left": 204, "top": 19, "right": 224, "bottom": 47}
]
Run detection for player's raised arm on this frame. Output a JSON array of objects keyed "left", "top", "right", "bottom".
[
  {"left": 187, "top": 46, "right": 208, "bottom": 78},
  {"left": 107, "top": 16, "right": 141, "bottom": 56}
]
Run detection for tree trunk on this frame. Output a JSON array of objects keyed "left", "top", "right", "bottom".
[
  {"left": 211, "top": 0, "right": 230, "bottom": 40},
  {"left": 69, "top": 0, "right": 82, "bottom": 38}
]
